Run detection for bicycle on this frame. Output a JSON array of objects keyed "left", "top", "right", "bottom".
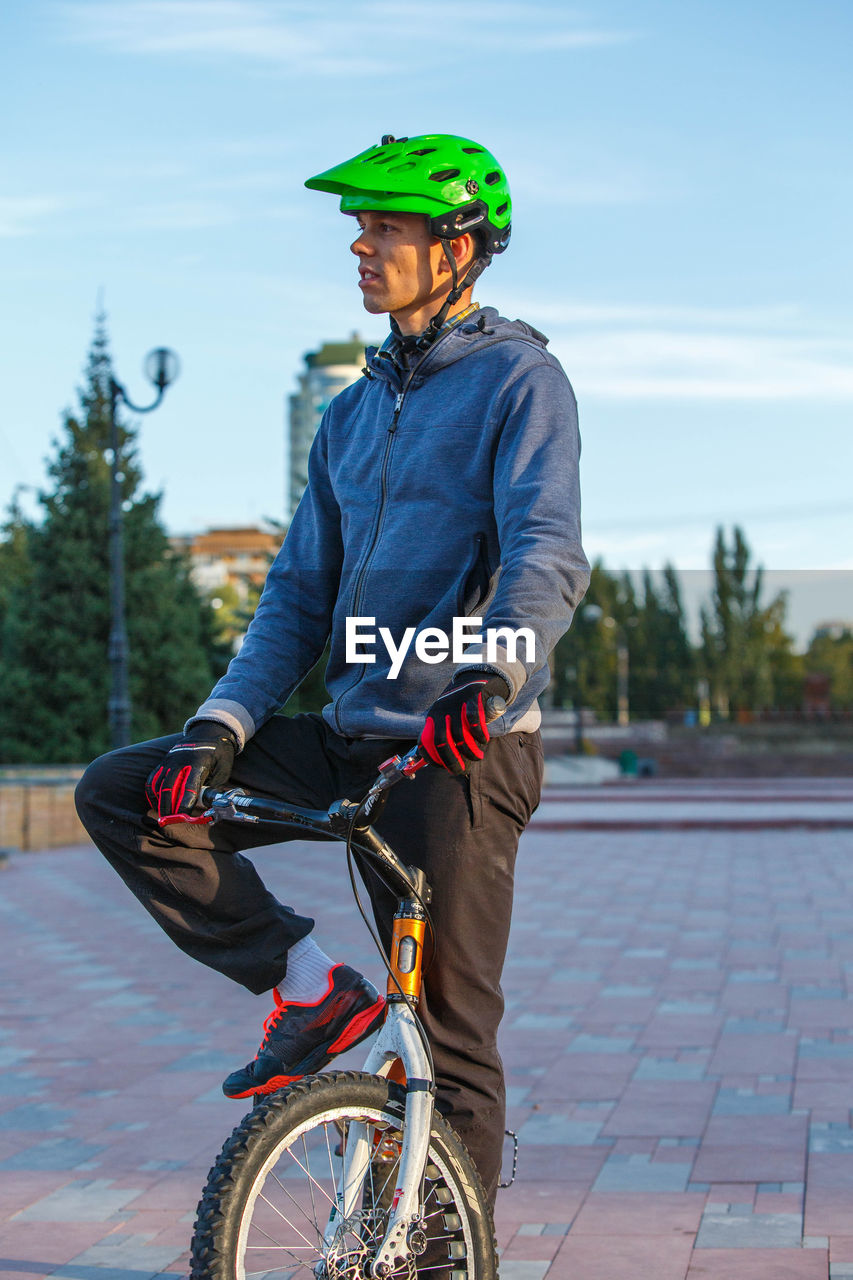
[{"left": 185, "top": 728, "right": 506, "bottom": 1280}]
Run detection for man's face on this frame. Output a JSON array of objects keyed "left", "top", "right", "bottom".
[{"left": 349, "top": 210, "right": 450, "bottom": 331}]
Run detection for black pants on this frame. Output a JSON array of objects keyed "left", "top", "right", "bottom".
[{"left": 75, "top": 712, "right": 543, "bottom": 1204}]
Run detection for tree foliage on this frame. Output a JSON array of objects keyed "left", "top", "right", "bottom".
[
  {"left": 550, "top": 561, "right": 694, "bottom": 722},
  {"left": 699, "top": 526, "right": 796, "bottom": 718},
  {"left": 629, "top": 566, "right": 695, "bottom": 719},
  {"left": 0, "top": 319, "right": 218, "bottom": 764},
  {"left": 806, "top": 628, "right": 853, "bottom": 711}
]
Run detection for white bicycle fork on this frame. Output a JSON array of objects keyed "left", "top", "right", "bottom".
[{"left": 323, "top": 1000, "right": 434, "bottom": 1277}]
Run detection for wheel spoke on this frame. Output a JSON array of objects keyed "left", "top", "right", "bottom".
[
  {"left": 192, "top": 1076, "right": 494, "bottom": 1280},
  {"left": 255, "top": 1191, "right": 318, "bottom": 1250},
  {"left": 276, "top": 1143, "right": 337, "bottom": 1209},
  {"left": 266, "top": 1168, "right": 326, "bottom": 1245}
]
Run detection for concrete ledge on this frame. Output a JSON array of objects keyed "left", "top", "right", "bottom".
[{"left": 0, "top": 772, "right": 86, "bottom": 851}]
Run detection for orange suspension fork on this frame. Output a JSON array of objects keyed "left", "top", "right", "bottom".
[{"left": 387, "top": 903, "right": 427, "bottom": 1006}]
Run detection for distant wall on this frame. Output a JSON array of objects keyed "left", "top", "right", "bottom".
[{"left": 0, "top": 770, "right": 87, "bottom": 851}]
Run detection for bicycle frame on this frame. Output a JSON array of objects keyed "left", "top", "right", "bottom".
[{"left": 196, "top": 750, "right": 438, "bottom": 1277}]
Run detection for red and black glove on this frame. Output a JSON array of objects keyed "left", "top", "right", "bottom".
[
  {"left": 418, "top": 674, "right": 509, "bottom": 775},
  {"left": 145, "top": 721, "right": 237, "bottom": 823}
]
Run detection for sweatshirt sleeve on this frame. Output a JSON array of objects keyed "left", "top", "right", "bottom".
[
  {"left": 456, "top": 359, "right": 590, "bottom": 701},
  {"left": 186, "top": 414, "right": 343, "bottom": 748}
]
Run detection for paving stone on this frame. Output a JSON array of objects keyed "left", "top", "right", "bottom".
[
  {"left": 602, "top": 1081, "right": 716, "bottom": 1138},
  {"left": 0, "top": 1075, "right": 50, "bottom": 1099},
  {"left": 693, "top": 1114, "right": 809, "bottom": 1184},
  {"left": 695, "top": 1204, "right": 803, "bottom": 1248},
  {"left": 686, "top": 1248, "right": 829, "bottom": 1277},
  {"left": 828, "top": 1234, "right": 853, "bottom": 1263},
  {"left": 725, "top": 1017, "right": 787, "bottom": 1033},
  {"left": 799, "top": 1040, "right": 853, "bottom": 1059},
  {"left": 637, "top": 1014, "right": 725, "bottom": 1050},
  {"left": 500, "top": 1234, "right": 564, "bottom": 1263},
  {"left": 712, "top": 1089, "right": 792, "bottom": 1116},
  {"left": 5, "top": 803, "right": 853, "bottom": 1278},
  {"left": 634, "top": 1057, "right": 707, "bottom": 1081},
  {"left": 0, "top": 1139, "right": 106, "bottom": 1172},
  {"left": 498, "top": 1264, "right": 549, "bottom": 1280},
  {"left": 163, "top": 1049, "right": 236, "bottom": 1073},
  {"left": 569, "top": 1191, "right": 705, "bottom": 1236},
  {"left": 804, "top": 1153, "right": 853, "bottom": 1235},
  {"left": 0, "top": 1220, "right": 115, "bottom": 1272},
  {"left": 13, "top": 1179, "right": 144, "bottom": 1222},
  {"left": 797, "top": 1080, "right": 853, "bottom": 1110},
  {"left": 0, "top": 1104, "right": 72, "bottom": 1131},
  {"left": 709, "top": 1032, "right": 798, "bottom": 1075},
  {"left": 565, "top": 1034, "right": 635, "bottom": 1054},
  {"left": 49, "top": 1231, "right": 186, "bottom": 1277},
  {"left": 593, "top": 1152, "right": 692, "bottom": 1192},
  {"left": 516, "top": 1114, "right": 603, "bottom": 1146},
  {"left": 551, "top": 1232, "right": 694, "bottom": 1279}
]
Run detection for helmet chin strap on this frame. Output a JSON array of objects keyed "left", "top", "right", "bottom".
[{"left": 411, "top": 240, "right": 490, "bottom": 352}]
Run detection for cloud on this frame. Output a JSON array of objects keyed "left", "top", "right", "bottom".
[
  {"left": 568, "top": 329, "right": 853, "bottom": 401},
  {"left": 501, "top": 293, "right": 853, "bottom": 402},
  {"left": 58, "top": 0, "right": 633, "bottom": 70},
  {"left": 0, "top": 195, "right": 71, "bottom": 237}
]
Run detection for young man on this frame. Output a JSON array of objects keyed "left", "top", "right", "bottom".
[{"left": 76, "top": 132, "right": 589, "bottom": 1205}]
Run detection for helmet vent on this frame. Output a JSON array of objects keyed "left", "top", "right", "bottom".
[
  {"left": 431, "top": 168, "right": 461, "bottom": 182},
  {"left": 409, "top": 147, "right": 436, "bottom": 156},
  {"left": 496, "top": 201, "right": 509, "bottom": 216},
  {"left": 461, "top": 147, "right": 484, "bottom": 154},
  {"left": 485, "top": 170, "right": 502, "bottom": 186}
]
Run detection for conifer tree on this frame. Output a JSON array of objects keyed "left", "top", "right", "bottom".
[
  {"left": 0, "top": 318, "right": 217, "bottom": 764},
  {"left": 700, "top": 525, "right": 793, "bottom": 718},
  {"left": 629, "top": 566, "right": 695, "bottom": 719}
]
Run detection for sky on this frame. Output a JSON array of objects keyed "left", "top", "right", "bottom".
[{"left": 2, "top": 0, "right": 852, "bottom": 646}]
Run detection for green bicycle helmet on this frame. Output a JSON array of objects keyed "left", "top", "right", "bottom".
[
  {"left": 305, "top": 133, "right": 512, "bottom": 258},
  {"left": 306, "top": 133, "right": 511, "bottom": 348}
]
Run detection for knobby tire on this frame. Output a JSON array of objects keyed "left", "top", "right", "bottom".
[{"left": 190, "top": 1071, "right": 498, "bottom": 1280}]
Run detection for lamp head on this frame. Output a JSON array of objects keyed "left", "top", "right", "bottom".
[{"left": 144, "top": 347, "right": 180, "bottom": 392}]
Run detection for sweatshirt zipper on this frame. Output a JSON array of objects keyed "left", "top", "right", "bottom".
[
  {"left": 333, "top": 373, "right": 417, "bottom": 732},
  {"left": 335, "top": 317, "right": 474, "bottom": 731}
]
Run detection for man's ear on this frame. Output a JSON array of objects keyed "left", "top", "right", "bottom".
[{"left": 436, "top": 233, "right": 477, "bottom": 277}]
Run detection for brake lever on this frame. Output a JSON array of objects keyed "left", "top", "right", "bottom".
[
  {"left": 157, "top": 811, "right": 214, "bottom": 828},
  {"left": 156, "top": 788, "right": 254, "bottom": 829}
]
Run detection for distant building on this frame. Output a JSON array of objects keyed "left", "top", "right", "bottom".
[
  {"left": 286, "top": 334, "right": 370, "bottom": 518},
  {"left": 172, "top": 525, "right": 282, "bottom": 603},
  {"left": 812, "top": 620, "right": 853, "bottom": 641}
]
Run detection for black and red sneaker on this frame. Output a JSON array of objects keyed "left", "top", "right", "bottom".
[{"left": 222, "top": 963, "right": 385, "bottom": 1099}]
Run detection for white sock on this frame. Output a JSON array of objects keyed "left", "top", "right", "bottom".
[{"left": 277, "top": 936, "right": 337, "bottom": 1004}]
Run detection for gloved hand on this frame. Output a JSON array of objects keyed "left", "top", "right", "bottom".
[
  {"left": 418, "top": 673, "right": 509, "bottom": 775},
  {"left": 145, "top": 721, "right": 237, "bottom": 823}
]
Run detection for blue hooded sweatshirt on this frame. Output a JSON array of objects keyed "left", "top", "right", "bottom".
[{"left": 190, "top": 307, "right": 590, "bottom": 747}]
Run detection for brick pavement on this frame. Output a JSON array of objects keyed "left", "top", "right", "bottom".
[{"left": 1, "top": 782, "right": 853, "bottom": 1279}]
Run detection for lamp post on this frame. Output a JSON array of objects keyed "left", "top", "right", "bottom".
[
  {"left": 602, "top": 615, "right": 637, "bottom": 728},
  {"left": 108, "top": 347, "right": 180, "bottom": 748},
  {"left": 573, "top": 603, "right": 602, "bottom": 752}
]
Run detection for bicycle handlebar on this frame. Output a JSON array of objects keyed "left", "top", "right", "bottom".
[
  {"left": 163, "top": 693, "right": 507, "bottom": 828},
  {"left": 158, "top": 694, "right": 507, "bottom": 905}
]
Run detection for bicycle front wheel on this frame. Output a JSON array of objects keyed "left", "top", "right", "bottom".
[{"left": 191, "top": 1070, "right": 497, "bottom": 1280}]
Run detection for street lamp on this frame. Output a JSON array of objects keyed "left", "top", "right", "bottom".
[
  {"left": 602, "top": 614, "right": 638, "bottom": 728},
  {"left": 108, "top": 347, "right": 180, "bottom": 748},
  {"left": 573, "top": 603, "right": 602, "bottom": 752}
]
